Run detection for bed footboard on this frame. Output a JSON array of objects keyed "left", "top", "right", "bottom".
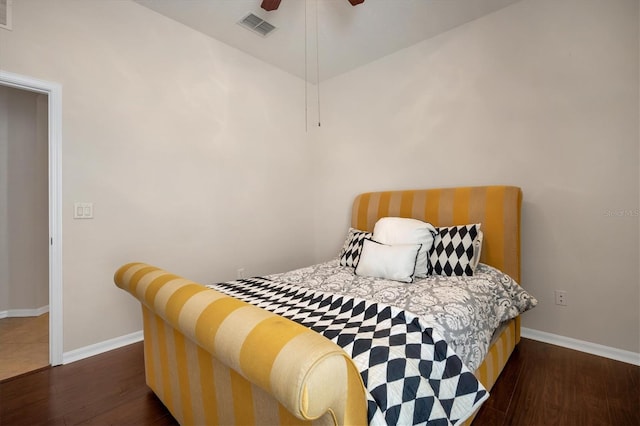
[{"left": 115, "top": 263, "right": 368, "bottom": 426}]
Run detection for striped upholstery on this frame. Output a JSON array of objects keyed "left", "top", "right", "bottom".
[
  {"left": 351, "top": 186, "right": 521, "bottom": 282},
  {"left": 351, "top": 186, "right": 523, "bottom": 425},
  {"left": 114, "top": 263, "right": 368, "bottom": 426},
  {"left": 462, "top": 321, "right": 517, "bottom": 425}
]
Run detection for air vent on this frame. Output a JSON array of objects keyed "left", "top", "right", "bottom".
[{"left": 238, "top": 13, "right": 276, "bottom": 37}]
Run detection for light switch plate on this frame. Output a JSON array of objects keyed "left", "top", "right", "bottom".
[{"left": 74, "top": 202, "right": 93, "bottom": 219}]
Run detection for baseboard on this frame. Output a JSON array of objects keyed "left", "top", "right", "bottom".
[
  {"left": 62, "top": 330, "right": 144, "bottom": 365},
  {"left": 0, "top": 305, "right": 49, "bottom": 319},
  {"left": 521, "top": 327, "right": 640, "bottom": 366},
  {"left": 52, "top": 326, "right": 640, "bottom": 367}
]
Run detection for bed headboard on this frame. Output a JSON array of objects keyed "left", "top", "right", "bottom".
[{"left": 351, "top": 186, "right": 522, "bottom": 282}]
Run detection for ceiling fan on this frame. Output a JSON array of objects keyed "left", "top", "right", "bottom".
[{"left": 261, "top": 0, "right": 364, "bottom": 11}]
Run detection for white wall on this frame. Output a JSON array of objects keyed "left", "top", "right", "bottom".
[
  {"left": 0, "top": 86, "right": 49, "bottom": 313},
  {"left": 0, "top": 0, "right": 315, "bottom": 352},
  {"left": 314, "top": 0, "right": 639, "bottom": 354}
]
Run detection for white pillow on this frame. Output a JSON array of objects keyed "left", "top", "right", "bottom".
[
  {"left": 355, "top": 239, "right": 422, "bottom": 283},
  {"left": 372, "top": 217, "right": 436, "bottom": 278}
]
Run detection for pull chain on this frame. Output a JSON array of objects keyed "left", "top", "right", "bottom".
[
  {"left": 315, "top": 0, "right": 321, "bottom": 127},
  {"left": 304, "top": 0, "right": 308, "bottom": 132}
]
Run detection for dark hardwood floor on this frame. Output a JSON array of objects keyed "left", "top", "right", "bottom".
[
  {"left": 0, "top": 338, "right": 638, "bottom": 425},
  {"left": 0, "top": 343, "right": 176, "bottom": 426},
  {"left": 473, "top": 339, "right": 639, "bottom": 426}
]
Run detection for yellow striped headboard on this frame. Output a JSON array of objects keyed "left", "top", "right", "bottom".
[{"left": 351, "top": 186, "right": 522, "bottom": 282}]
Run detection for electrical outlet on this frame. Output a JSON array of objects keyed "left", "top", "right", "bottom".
[
  {"left": 554, "top": 290, "right": 567, "bottom": 306},
  {"left": 236, "top": 268, "right": 245, "bottom": 279}
]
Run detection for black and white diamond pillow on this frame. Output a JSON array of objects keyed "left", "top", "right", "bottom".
[
  {"left": 339, "top": 228, "right": 372, "bottom": 268},
  {"left": 428, "top": 224, "right": 481, "bottom": 276}
]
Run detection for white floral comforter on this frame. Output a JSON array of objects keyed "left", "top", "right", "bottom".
[{"left": 267, "top": 260, "right": 537, "bottom": 371}]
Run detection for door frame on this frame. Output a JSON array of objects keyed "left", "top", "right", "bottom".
[{"left": 0, "top": 70, "right": 63, "bottom": 366}]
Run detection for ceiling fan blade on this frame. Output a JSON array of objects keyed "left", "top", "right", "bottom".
[
  {"left": 261, "top": 0, "right": 362, "bottom": 10},
  {"left": 261, "top": 0, "right": 281, "bottom": 11}
]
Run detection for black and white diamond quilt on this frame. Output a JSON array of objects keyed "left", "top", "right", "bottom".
[{"left": 209, "top": 277, "right": 488, "bottom": 425}]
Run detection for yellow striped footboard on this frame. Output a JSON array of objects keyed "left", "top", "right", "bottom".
[{"left": 115, "top": 263, "right": 369, "bottom": 426}]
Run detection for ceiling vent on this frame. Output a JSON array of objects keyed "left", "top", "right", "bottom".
[{"left": 238, "top": 13, "right": 276, "bottom": 37}]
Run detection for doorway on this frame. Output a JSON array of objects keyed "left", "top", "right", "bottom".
[
  {"left": 0, "top": 85, "right": 49, "bottom": 380},
  {"left": 0, "top": 70, "right": 63, "bottom": 375}
]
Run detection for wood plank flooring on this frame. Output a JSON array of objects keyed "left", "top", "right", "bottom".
[
  {"left": 0, "top": 314, "right": 49, "bottom": 381},
  {"left": 474, "top": 339, "right": 639, "bottom": 426},
  {"left": 0, "top": 338, "right": 638, "bottom": 425},
  {"left": 0, "top": 342, "right": 175, "bottom": 426}
]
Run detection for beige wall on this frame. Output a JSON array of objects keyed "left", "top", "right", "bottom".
[
  {"left": 1, "top": 0, "right": 637, "bottom": 356},
  {"left": 314, "top": 0, "right": 639, "bottom": 353},
  {"left": 0, "top": 86, "right": 49, "bottom": 313},
  {"left": 0, "top": 0, "right": 315, "bottom": 351}
]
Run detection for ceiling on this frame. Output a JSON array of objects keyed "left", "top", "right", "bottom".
[{"left": 135, "top": 0, "right": 521, "bottom": 82}]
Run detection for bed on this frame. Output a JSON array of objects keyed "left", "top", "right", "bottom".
[{"left": 114, "top": 185, "right": 536, "bottom": 425}]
